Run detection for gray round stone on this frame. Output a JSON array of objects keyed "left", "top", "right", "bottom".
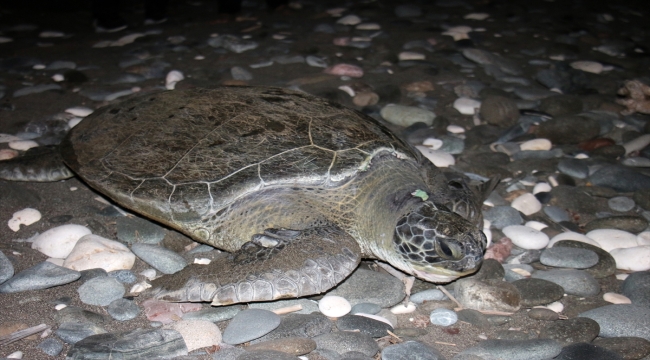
[
  {"left": 554, "top": 240, "right": 616, "bottom": 279},
  {"left": 540, "top": 247, "right": 599, "bottom": 269},
  {"left": 511, "top": 278, "right": 564, "bottom": 307},
  {"left": 108, "top": 270, "right": 137, "bottom": 284},
  {"left": 580, "top": 304, "right": 650, "bottom": 341},
  {"left": 454, "top": 278, "right": 521, "bottom": 312},
  {"left": 382, "top": 341, "right": 444, "bottom": 360},
  {"left": 328, "top": 268, "right": 405, "bottom": 307},
  {"left": 410, "top": 289, "right": 447, "bottom": 304},
  {"left": 543, "top": 206, "right": 571, "bottom": 223},
  {"left": 313, "top": 331, "right": 379, "bottom": 357},
  {"left": 608, "top": 196, "right": 636, "bottom": 212},
  {"left": 77, "top": 276, "right": 125, "bottom": 306},
  {"left": 0, "top": 261, "right": 80, "bottom": 293},
  {"left": 528, "top": 308, "right": 559, "bottom": 321},
  {"left": 531, "top": 269, "right": 600, "bottom": 297},
  {"left": 539, "top": 317, "right": 600, "bottom": 345},
  {"left": 429, "top": 308, "right": 458, "bottom": 327},
  {"left": 116, "top": 216, "right": 166, "bottom": 244},
  {"left": 553, "top": 342, "right": 623, "bottom": 360},
  {"left": 592, "top": 337, "right": 650, "bottom": 360},
  {"left": 337, "top": 314, "right": 393, "bottom": 337},
  {"left": 621, "top": 271, "right": 650, "bottom": 307},
  {"left": 107, "top": 298, "right": 140, "bottom": 321},
  {"left": 251, "top": 313, "right": 332, "bottom": 344},
  {"left": 37, "top": 338, "right": 63, "bottom": 356},
  {"left": 222, "top": 309, "right": 281, "bottom": 345},
  {"left": 55, "top": 321, "right": 107, "bottom": 344},
  {"left": 558, "top": 158, "right": 589, "bottom": 179},
  {"left": 236, "top": 350, "right": 299, "bottom": 360},
  {"left": 583, "top": 215, "right": 649, "bottom": 234},
  {"left": 589, "top": 165, "right": 650, "bottom": 192},
  {"left": 350, "top": 302, "right": 381, "bottom": 315},
  {"left": 458, "top": 339, "right": 563, "bottom": 360},
  {"left": 130, "top": 243, "right": 187, "bottom": 274},
  {"left": 484, "top": 206, "right": 524, "bottom": 229}
]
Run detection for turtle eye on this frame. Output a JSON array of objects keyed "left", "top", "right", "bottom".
[{"left": 435, "top": 238, "right": 463, "bottom": 260}]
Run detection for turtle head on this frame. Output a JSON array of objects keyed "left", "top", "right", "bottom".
[{"left": 393, "top": 202, "right": 486, "bottom": 282}]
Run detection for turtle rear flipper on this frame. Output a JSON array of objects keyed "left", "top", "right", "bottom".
[
  {"left": 0, "top": 146, "right": 73, "bottom": 182},
  {"left": 150, "top": 225, "right": 361, "bottom": 305}
]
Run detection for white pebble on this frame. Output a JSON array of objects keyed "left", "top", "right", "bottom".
[
  {"left": 172, "top": 320, "right": 222, "bottom": 352},
  {"left": 546, "top": 301, "right": 564, "bottom": 313},
  {"left": 603, "top": 292, "right": 631, "bottom": 304},
  {"left": 423, "top": 137, "right": 443, "bottom": 150},
  {"left": 130, "top": 281, "right": 151, "bottom": 294},
  {"left": 533, "top": 182, "right": 552, "bottom": 194},
  {"left": 442, "top": 26, "right": 472, "bottom": 41},
  {"left": 510, "top": 193, "right": 542, "bottom": 215},
  {"left": 0, "top": 149, "right": 19, "bottom": 160},
  {"left": 398, "top": 52, "right": 425, "bottom": 61},
  {"left": 194, "top": 258, "right": 211, "bottom": 265},
  {"left": 356, "top": 313, "right": 394, "bottom": 327},
  {"left": 8, "top": 140, "right": 39, "bottom": 151},
  {"left": 390, "top": 302, "right": 417, "bottom": 314},
  {"left": 52, "top": 74, "right": 64, "bottom": 82},
  {"left": 446, "top": 125, "right": 465, "bottom": 134},
  {"left": 616, "top": 274, "right": 629, "bottom": 281},
  {"left": 68, "top": 117, "right": 83, "bottom": 128},
  {"left": 65, "top": 106, "right": 93, "bottom": 117},
  {"left": 464, "top": 13, "right": 490, "bottom": 20},
  {"left": 336, "top": 14, "right": 361, "bottom": 25},
  {"left": 525, "top": 221, "right": 548, "bottom": 231},
  {"left": 194, "top": 55, "right": 205, "bottom": 60},
  {"left": 63, "top": 234, "right": 136, "bottom": 272},
  {"left": 6, "top": 351, "right": 23, "bottom": 359},
  {"left": 610, "top": 246, "right": 650, "bottom": 271},
  {"left": 570, "top": 60, "right": 604, "bottom": 74},
  {"left": 623, "top": 134, "right": 650, "bottom": 155},
  {"left": 141, "top": 268, "right": 157, "bottom": 279},
  {"left": 586, "top": 229, "right": 638, "bottom": 252},
  {"left": 453, "top": 97, "right": 481, "bottom": 115},
  {"left": 165, "top": 70, "right": 184, "bottom": 90},
  {"left": 338, "top": 85, "right": 355, "bottom": 97},
  {"left": 8, "top": 208, "right": 41, "bottom": 232},
  {"left": 318, "top": 295, "right": 351, "bottom": 318},
  {"left": 55, "top": 304, "right": 68, "bottom": 310},
  {"left": 548, "top": 231, "right": 600, "bottom": 248},
  {"left": 637, "top": 231, "right": 650, "bottom": 246},
  {"left": 31, "top": 224, "right": 92, "bottom": 259},
  {"left": 503, "top": 225, "right": 549, "bottom": 250},
  {"left": 415, "top": 146, "right": 455, "bottom": 167},
  {"left": 520, "top": 138, "right": 552, "bottom": 151}
]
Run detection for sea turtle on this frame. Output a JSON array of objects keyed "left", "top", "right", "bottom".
[{"left": 1, "top": 86, "right": 495, "bottom": 306}]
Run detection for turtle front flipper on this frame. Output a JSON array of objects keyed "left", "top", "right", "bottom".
[
  {"left": 150, "top": 225, "right": 361, "bottom": 306},
  {"left": 0, "top": 146, "right": 73, "bottom": 182}
]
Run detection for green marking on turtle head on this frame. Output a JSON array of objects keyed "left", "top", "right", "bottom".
[{"left": 411, "top": 189, "right": 429, "bottom": 201}]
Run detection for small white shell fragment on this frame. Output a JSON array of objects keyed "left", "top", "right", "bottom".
[
  {"left": 416, "top": 146, "right": 455, "bottom": 167},
  {"left": 525, "top": 221, "right": 548, "bottom": 231},
  {"left": 55, "top": 304, "right": 68, "bottom": 310},
  {"left": 356, "top": 313, "right": 395, "bottom": 327},
  {"left": 574, "top": 153, "right": 589, "bottom": 159},
  {"left": 616, "top": 273, "right": 629, "bottom": 281},
  {"left": 141, "top": 268, "right": 157, "bottom": 279},
  {"left": 464, "top": 13, "right": 490, "bottom": 20},
  {"left": 570, "top": 60, "right": 606, "bottom": 74},
  {"left": 338, "top": 85, "right": 355, "bottom": 97},
  {"left": 165, "top": 70, "right": 185, "bottom": 90},
  {"left": 0, "top": 149, "right": 19, "bottom": 160},
  {"left": 623, "top": 134, "right": 650, "bottom": 155},
  {"left": 8, "top": 208, "right": 42, "bottom": 232},
  {"left": 511, "top": 193, "right": 542, "bottom": 215},
  {"left": 423, "top": 137, "right": 443, "bottom": 150},
  {"left": 586, "top": 229, "right": 638, "bottom": 252},
  {"left": 194, "top": 258, "right": 211, "bottom": 265},
  {"left": 533, "top": 182, "right": 552, "bottom": 194},
  {"left": 610, "top": 246, "right": 650, "bottom": 271},
  {"left": 65, "top": 106, "right": 93, "bottom": 117},
  {"left": 503, "top": 225, "right": 549, "bottom": 249},
  {"left": 52, "top": 74, "right": 64, "bottom": 82},
  {"left": 194, "top": 55, "right": 205, "bottom": 60},
  {"left": 68, "top": 117, "right": 83, "bottom": 128},
  {"left": 603, "top": 292, "right": 631, "bottom": 304},
  {"left": 546, "top": 301, "right": 564, "bottom": 313},
  {"left": 442, "top": 26, "right": 472, "bottom": 41},
  {"left": 453, "top": 97, "right": 481, "bottom": 115},
  {"left": 9, "top": 140, "right": 39, "bottom": 151},
  {"left": 390, "top": 302, "right": 417, "bottom": 314},
  {"left": 130, "top": 281, "right": 151, "bottom": 294},
  {"left": 547, "top": 231, "right": 600, "bottom": 248},
  {"left": 520, "top": 138, "right": 552, "bottom": 151},
  {"left": 398, "top": 52, "right": 425, "bottom": 61},
  {"left": 446, "top": 125, "right": 465, "bottom": 134},
  {"left": 33, "top": 64, "right": 46, "bottom": 70},
  {"left": 32, "top": 224, "right": 92, "bottom": 258},
  {"left": 318, "top": 295, "right": 351, "bottom": 318},
  {"left": 336, "top": 14, "right": 361, "bottom": 25},
  {"left": 510, "top": 268, "right": 531, "bottom": 277}
]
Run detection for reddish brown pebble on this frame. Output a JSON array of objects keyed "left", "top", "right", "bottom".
[{"left": 579, "top": 138, "right": 615, "bottom": 151}]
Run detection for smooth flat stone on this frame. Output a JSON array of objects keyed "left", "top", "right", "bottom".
[
  {"left": 580, "top": 304, "right": 650, "bottom": 340},
  {"left": 130, "top": 243, "right": 187, "bottom": 274},
  {"left": 0, "top": 261, "right": 80, "bottom": 293},
  {"left": 222, "top": 309, "right": 281, "bottom": 345},
  {"left": 592, "top": 337, "right": 650, "bottom": 360},
  {"left": 313, "top": 331, "right": 379, "bottom": 357},
  {"left": 429, "top": 308, "right": 458, "bottom": 326},
  {"left": 539, "top": 317, "right": 600, "bottom": 345},
  {"left": 116, "top": 216, "right": 166, "bottom": 244},
  {"left": 382, "top": 341, "right": 444, "bottom": 360},
  {"left": 553, "top": 342, "right": 623, "bottom": 360},
  {"left": 55, "top": 321, "right": 107, "bottom": 344},
  {"left": 512, "top": 278, "right": 564, "bottom": 307},
  {"left": 246, "top": 337, "right": 316, "bottom": 356},
  {"left": 336, "top": 314, "right": 393, "bottom": 337},
  {"left": 77, "top": 276, "right": 125, "bottom": 306},
  {"left": 328, "top": 268, "right": 405, "bottom": 307},
  {"left": 458, "top": 339, "right": 562, "bottom": 360},
  {"left": 553, "top": 240, "right": 617, "bottom": 279},
  {"left": 621, "top": 271, "right": 650, "bottom": 307},
  {"left": 454, "top": 278, "right": 521, "bottom": 312},
  {"left": 531, "top": 269, "right": 600, "bottom": 297},
  {"left": 107, "top": 298, "right": 140, "bottom": 321},
  {"left": 66, "top": 328, "right": 187, "bottom": 358},
  {"left": 540, "top": 247, "right": 599, "bottom": 269}
]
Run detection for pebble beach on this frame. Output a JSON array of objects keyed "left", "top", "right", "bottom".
[{"left": 1, "top": 0, "right": 650, "bottom": 359}]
